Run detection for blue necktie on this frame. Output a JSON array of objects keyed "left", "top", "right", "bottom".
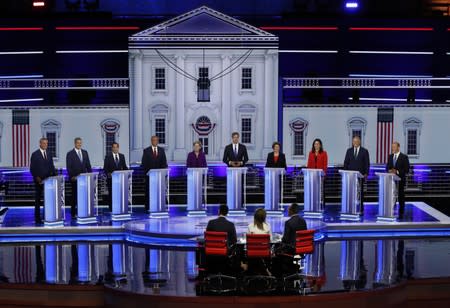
[
  {"left": 393, "top": 154, "right": 397, "bottom": 166},
  {"left": 234, "top": 145, "right": 238, "bottom": 157},
  {"left": 77, "top": 150, "right": 83, "bottom": 163}
]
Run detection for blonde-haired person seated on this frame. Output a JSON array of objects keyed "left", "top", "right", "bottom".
[{"left": 247, "top": 208, "right": 272, "bottom": 239}]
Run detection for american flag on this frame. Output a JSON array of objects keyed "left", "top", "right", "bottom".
[
  {"left": 12, "top": 110, "right": 30, "bottom": 167},
  {"left": 14, "top": 246, "right": 33, "bottom": 283},
  {"left": 376, "top": 108, "right": 394, "bottom": 164}
]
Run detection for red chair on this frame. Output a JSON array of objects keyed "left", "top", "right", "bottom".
[
  {"left": 243, "top": 234, "right": 277, "bottom": 294},
  {"left": 202, "top": 231, "right": 237, "bottom": 294},
  {"left": 295, "top": 229, "right": 315, "bottom": 255}
]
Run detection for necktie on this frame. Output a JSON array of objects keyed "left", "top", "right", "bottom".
[
  {"left": 393, "top": 154, "right": 397, "bottom": 166},
  {"left": 153, "top": 147, "right": 157, "bottom": 158},
  {"left": 77, "top": 150, "right": 83, "bottom": 162},
  {"left": 115, "top": 154, "right": 119, "bottom": 166},
  {"left": 354, "top": 148, "right": 358, "bottom": 158},
  {"left": 234, "top": 145, "right": 238, "bottom": 157},
  {"left": 43, "top": 151, "right": 47, "bottom": 161}
]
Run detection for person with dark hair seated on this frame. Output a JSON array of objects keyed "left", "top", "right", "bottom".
[
  {"left": 281, "top": 203, "right": 307, "bottom": 248},
  {"left": 206, "top": 204, "right": 237, "bottom": 245}
]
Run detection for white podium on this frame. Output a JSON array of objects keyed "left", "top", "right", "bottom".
[
  {"left": 111, "top": 170, "right": 133, "bottom": 221},
  {"left": 376, "top": 172, "right": 401, "bottom": 222},
  {"left": 44, "top": 175, "right": 65, "bottom": 227},
  {"left": 226, "top": 167, "right": 247, "bottom": 216},
  {"left": 187, "top": 168, "right": 208, "bottom": 217},
  {"left": 339, "top": 170, "right": 364, "bottom": 221},
  {"left": 264, "top": 168, "right": 285, "bottom": 216},
  {"left": 302, "top": 168, "right": 325, "bottom": 218},
  {"left": 77, "top": 172, "right": 99, "bottom": 224},
  {"left": 147, "top": 168, "right": 169, "bottom": 218}
]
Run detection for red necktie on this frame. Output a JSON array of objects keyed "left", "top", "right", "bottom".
[{"left": 153, "top": 148, "right": 157, "bottom": 158}]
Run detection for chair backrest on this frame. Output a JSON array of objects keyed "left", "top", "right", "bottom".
[
  {"left": 295, "top": 229, "right": 315, "bottom": 255},
  {"left": 204, "top": 231, "right": 228, "bottom": 256},
  {"left": 246, "top": 233, "right": 271, "bottom": 258}
]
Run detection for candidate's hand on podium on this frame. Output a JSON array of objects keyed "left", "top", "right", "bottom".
[
  {"left": 71, "top": 176, "right": 77, "bottom": 182},
  {"left": 389, "top": 168, "right": 397, "bottom": 174},
  {"left": 35, "top": 177, "right": 42, "bottom": 184}
]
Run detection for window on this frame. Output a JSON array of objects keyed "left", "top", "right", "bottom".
[
  {"left": 155, "top": 118, "right": 166, "bottom": 144},
  {"left": 100, "top": 119, "right": 120, "bottom": 157},
  {"left": 154, "top": 68, "right": 166, "bottom": 90},
  {"left": 150, "top": 104, "right": 169, "bottom": 146},
  {"left": 347, "top": 117, "right": 367, "bottom": 146},
  {"left": 197, "top": 67, "right": 210, "bottom": 102},
  {"left": 241, "top": 118, "right": 252, "bottom": 144},
  {"left": 403, "top": 117, "right": 422, "bottom": 158},
  {"left": 41, "top": 119, "right": 61, "bottom": 160},
  {"left": 199, "top": 137, "right": 209, "bottom": 155},
  {"left": 241, "top": 67, "right": 252, "bottom": 90},
  {"left": 407, "top": 129, "right": 417, "bottom": 155},
  {"left": 46, "top": 132, "right": 57, "bottom": 159},
  {"left": 289, "top": 118, "right": 308, "bottom": 157}
]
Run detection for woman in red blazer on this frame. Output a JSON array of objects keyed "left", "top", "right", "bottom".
[{"left": 307, "top": 138, "right": 328, "bottom": 174}]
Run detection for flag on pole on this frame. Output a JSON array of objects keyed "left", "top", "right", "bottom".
[
  {"left": 12, "top": 109, "right": 30, "bottom": 167},
  {"left": 376, "top": 108, "right": 394, "bottom": 164}
]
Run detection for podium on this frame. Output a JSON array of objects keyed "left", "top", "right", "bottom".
[
  {"left": 339, "top": 170, "right": 364, "bottom": 221},
  {"left": 264, "top": 168, "right": 285, "bottom": 216},
  {"left": 111, "top": 170, "right": 133, "bottom": 221},
  {"left": 376, "top": 172, "right": 401, "bottom": 222},
  {"left": 226, "top": 167, "right": 247, "bottom": 216},
  {"left": 374, "top": 239, "right": 396, "bottom": 286},
  {"left": 44, "top": 175, "right": 65, "bottom": 227},
  {"left": 187, "top": 168, "right": 208, "bottom": 217},
  {"left": 147, "top": 168, "right": 169, "bottom": 218},
  {"left": 339, "top": 240, "right": 362, "bottom": 282},
  {"left": 77, "top": 172, "right": 99, "bottom": 224},
  {"left": 302, "top": 168, "right": 325, "bottom": 218}
]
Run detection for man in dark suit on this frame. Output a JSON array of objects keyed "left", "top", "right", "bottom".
[
  {"left": 386, "top": 141, "right": 410, "bottom": 218},
  {"left": 66, "top": 137, "right": 92, "bottom": 218},
  {"left": 103, "top": 142, "right": 128, "bottom": 211},
  {"left": 222, "top": 132, "right": 249, "bottom": 167},
  {"left": 343, "top": 136, "right": 370, "bottom": 214},
  {"left": 206, "top": 204, "right": 237, "bottom": 245},
  {"left": 281, "top": 203, "right": 307, "bottom": 248},
  {"left": 30, "top": 137, "right": 56, "bottom": 223},
  {"left": 141, "top": 136, "right": 168, "bottom": 212}
]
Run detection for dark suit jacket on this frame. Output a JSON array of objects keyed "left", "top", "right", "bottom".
[
  {"left": 222, "top": 143, "right": 249, "bottom": 166},
  {"left": 343, "top": 146, "right": 370, "bottom": 176},
  {"left": 66, "top": 149, "right": 92, "bottom": 180},
  {"left": 265, "top": 152, "right": 287, "bottom": 169},
  {"left": 103, "top": 153, "right": 128, "bottom": 177},
  {"left": 281, "top": 215, "right": 308, "bottom": 247},
  {"left": 206, "top": 216, "right": 237, "bottom": 245},
  {"left": 386, "top": 152, "right": 410, "bottom": 181},
  {"left": 30, "top": 149, "right": 56, "bottom": 183},
  {"left": 141, "top": 146, "right": 168, "bottom": 174}
]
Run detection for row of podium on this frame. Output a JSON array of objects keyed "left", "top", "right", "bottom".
[{"left": 43, "top": 167, "right": 401, "bottom": 226}]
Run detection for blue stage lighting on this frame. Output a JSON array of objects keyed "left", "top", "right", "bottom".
[{"left": 345, "top": 1, "right": 359, "bottom": 9}]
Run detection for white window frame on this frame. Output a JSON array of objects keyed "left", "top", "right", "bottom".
[
  {"left": 239, "top": 66, "right": 256, "bottom": 94},
  {"left": 403, "top": 117, "right": 422, "bottom": 158},
  {"left": 347, "top": 117, "right": 367, "bottom": 147},
  {"left": 151, "top": 66, "right": 168, "bottom": 94},
  {"left": 100, "top": 119, "right": 121, "bottom": 158},
  {"left": 289, "top": 117, "right": 309, "bottom": 159},
  {"left": 41, "top": 119, "right": 61, "bottom": 161},
  {"left": 237, "top": 103, "right": 256, "bottom": 148},
  {"left": 151, "top": 104, "right": 169, "bottom": 148},
  {"left": 194, "top": 64, "right": 213, "bottom": 97}
]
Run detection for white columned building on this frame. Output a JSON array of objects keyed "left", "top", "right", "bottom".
[{"left": 128, "top": 6, "right": 279, "bottom": 163}]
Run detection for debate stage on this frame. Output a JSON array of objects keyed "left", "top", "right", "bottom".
[{"left": 0, "top": 201, "right": 449, "bottom": 244}]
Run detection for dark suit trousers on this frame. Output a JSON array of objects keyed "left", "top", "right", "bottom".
[
  {"left": 359, "top": 178, "right": 365, "bottom": 213},
  {"left": 34, "top": 182, "right": 44, "bottom": 219},
  {"left": 70, "top": 180, "right": 78, "bottom": 217},
  {"left": 398, "top": 180, "right": 406, "bottom": 215}
]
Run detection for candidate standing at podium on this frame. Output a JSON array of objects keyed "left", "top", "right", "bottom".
[
  {"left": 265, "top": 142, "right": 287, "bottom": 169},
  {"left": 141, "top": 135, "right": 168, "bottom": 212},
  {"left": 103, "top": 142, "right": 128, "bottom": 211},
  {"left": 343, "top": 136, "right": 370, "bottom": 214},
  {"left": 186, "top": 141, "right": 207, "bottom": 168},
  {"left": 66, "top": 137, "right": 92, "bottom": 218},
  {"left": 307, "top": 138, "right": 328, "bottom": 205},
  {"left": 222, "top": 132, "right": 249, "bottom": 167},
  {"left": 30, "top": 137, "right": 56, "bottom": 223},
  {"left": 386, "top": 142, "right": 410, "bottom": 218}
]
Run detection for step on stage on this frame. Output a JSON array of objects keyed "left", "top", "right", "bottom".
[{"left": 0, "top": 202, "right": 449, "bottom": 245}]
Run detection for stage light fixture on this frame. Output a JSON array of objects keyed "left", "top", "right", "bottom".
[
  {"left": 345, "top": 1, "right": 359, "bottom": 9},
  {"left": 33, "top": 1, "right": 45, "bottom": 7}
]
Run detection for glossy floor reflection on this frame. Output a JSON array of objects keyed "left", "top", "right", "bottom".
[{"left": 0, "top": 238, "right": 449, "bottom": 296}]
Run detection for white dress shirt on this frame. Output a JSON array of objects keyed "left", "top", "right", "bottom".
[{"left": 247, "top": 222, "right": 272, "bottom": 239}]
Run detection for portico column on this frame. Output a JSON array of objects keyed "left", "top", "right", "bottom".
[
  {"left": 173, "top": 54, "right": 187, "bottom": 161},
  {"left": 130, "top": 52, "right": 143, "bottom": 162},
  {"left": 263, "top": 52, "right": 275, "bottom": 155},
  {"left": 220, "top": 54, "right": 232, "bottom": 157}
]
